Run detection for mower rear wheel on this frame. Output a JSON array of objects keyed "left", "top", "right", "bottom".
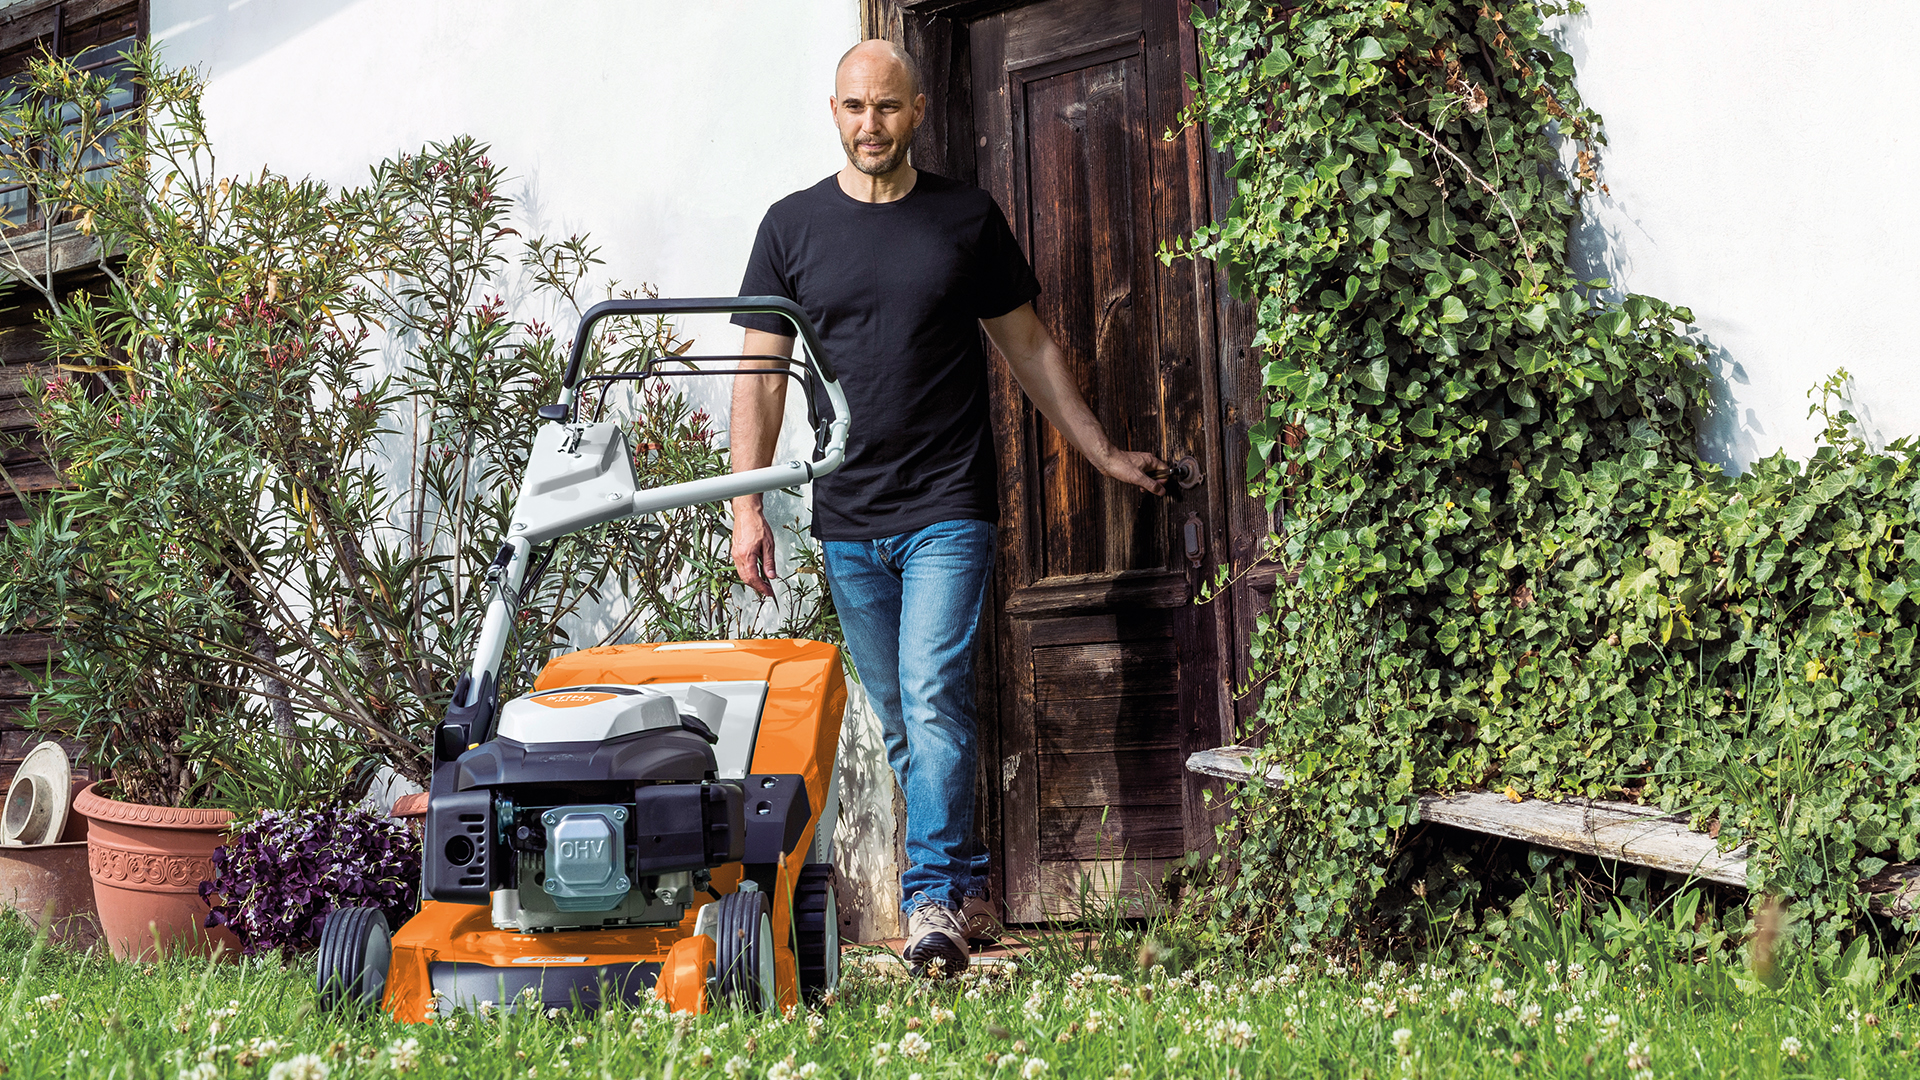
[
  {"left": 794, "top": 863, "right": 840, "bottom": 999},
  {"left": 315, "top": 906, "right": 392, "bottom": 1012},
  {"left": 708, "top": 889, "right": 775, "bottom": 1011}
]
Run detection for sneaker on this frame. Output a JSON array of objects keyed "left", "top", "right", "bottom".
[
  {"left": 960, "top": 893, "right": 1003, "bottom": 944},
  {"left": 902, "top": 903, "right": 970, "bottom": 978}
]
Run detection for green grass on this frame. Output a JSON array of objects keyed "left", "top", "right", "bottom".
[{"left": 2, "top": 917, "right": 1918, "bottom": 1079}]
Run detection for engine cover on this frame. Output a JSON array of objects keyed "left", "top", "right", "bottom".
[{"left": 497, "top": 685, "right": 683, "bottom": 743}]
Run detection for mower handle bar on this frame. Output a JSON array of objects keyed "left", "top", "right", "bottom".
[
  {"left": 541, "top": 294, "right": 851, "bottom": 531},
  {"left": 560, "top": 295, "right": 837, "bottom": 389}
]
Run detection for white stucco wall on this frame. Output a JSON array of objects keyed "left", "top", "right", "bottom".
[
  {"left": 149, "top": 0, "right": 908, "bottom": 939},
  {"left": 1561, "top": 1, "right": 1920, "bottom": 472}
]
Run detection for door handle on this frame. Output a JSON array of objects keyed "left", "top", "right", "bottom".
[{"left": 1148, "top": 456, "right": 1204, "bottom": 490}]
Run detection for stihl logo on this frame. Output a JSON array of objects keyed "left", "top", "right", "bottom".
[{"left": 530, "top": 691, "right": 617, "bottom": 708}]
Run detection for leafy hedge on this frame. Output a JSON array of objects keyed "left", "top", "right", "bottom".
[{"left": 1175, "top": 0, "right": 1920, "bottom": 955}]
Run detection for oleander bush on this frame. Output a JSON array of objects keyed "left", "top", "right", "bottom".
[
  {"left": 1172, "top": 0, "right": 1920, "bottom": 958},
  {"left": 0, "top": 48, "right": 831, "bottom": 804}
]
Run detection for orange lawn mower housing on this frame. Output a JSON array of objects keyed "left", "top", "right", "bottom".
[{"left": 313, "top": 297, "right": 853, "bottom": 1020}]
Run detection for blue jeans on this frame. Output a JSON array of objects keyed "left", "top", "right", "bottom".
[{"left": 823, "top": 519, "right": 995, "bottom": 914}]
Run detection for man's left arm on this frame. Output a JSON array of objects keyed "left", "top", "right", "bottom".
[{"left": 983, "top": 303, "right": 1167, "bottom": 496}]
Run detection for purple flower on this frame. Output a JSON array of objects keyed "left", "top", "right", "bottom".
[{"left": 202, "top": 805, "right": 420, "bottom": 959}]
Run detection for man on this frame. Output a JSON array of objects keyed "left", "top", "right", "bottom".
[{"left": 728, "top": 38, "right": 1164, "bottom": 976}]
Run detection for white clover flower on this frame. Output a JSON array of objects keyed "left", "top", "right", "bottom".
[
  {"left": 929, "top": 1006, "right": 955, "bottom": 1025},
  {"left": 766, "top": 1062, "right": 794, "bottom": 1080},
  {"left": 723, "top": 1057, "right": 749, "bottom": 1079},
  {"left": 1380, "top": 961, "right": 1400, "bottom": 979},
  {"left": 386, "top": 1038, "right": 422, "bottom": 1072},
  {"left": 899, "top": 1031, "right": 932, "bottom": 1060},
  {"left": 1566, "top": 962, "right": 1587, "bottom": 982},
  {"left": 1779, "top": 1035, "right": 1803, "bottom": 1059},
  {"left": 1165, "top": 1046, "right": 1182, "bottom": 1063},
  {"left": 1207, "top": 1019, "right": 1255, "bottom": 1049},
  {"left": 1021, "top": 1058, "right": 1049, "bottom": 1080},
  {"left": 1391, "top": 1028, "right": 1413, "bottom": 1055},
  {"left": 1445, "top": 988, "right": 1468, "bottom": 1009},
  {"left": 568, "top": 1034, "right": 588, "bottom": 1049},
  {"left": 995, "top": 1054, "right": 1019, "bottom": 1069},
  {"left": 1518, "top": 1002, "right": 1543, "bottom": 1028},
  {"left": 877, "top": 1002, "right": 893, "bottom": 1020},
  {"left": 266, "top": 1054, "right": 330, "bottom": 1080},
  {"left": 1626, "top": 1040, "right": 1652, "bottom": 1070},
  {"left": 796, "top": 1064, "right": 821, "bottom": 1078},
  {"left": 805, "top": 1012, "right": 826, "bottom": 1039},
  {"left": 33, "top": 992, "right": 63, "bottom": 1010},
  {"left": 178, "top": 1065, "right": 219, "bottom": 1080}
]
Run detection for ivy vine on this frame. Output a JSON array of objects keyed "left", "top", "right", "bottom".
[{"left": 1173, "top": 0, "right": 1920, "bottom": 958}]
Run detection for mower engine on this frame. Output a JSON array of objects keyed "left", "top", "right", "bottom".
[{"left": 422, "top": 679, "right": 809, "bottom": 933}]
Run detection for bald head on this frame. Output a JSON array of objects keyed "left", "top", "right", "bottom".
[
  {"left": 830, "top": 38, "right": 927, "bottom": 185},
  {"left": 836, "top": 38, "right": 922, "bottom": 98}
]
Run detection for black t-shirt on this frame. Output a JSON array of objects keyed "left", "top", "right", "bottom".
[{"left": 732, "top": 171, "right": 1040, "bottom": 541}]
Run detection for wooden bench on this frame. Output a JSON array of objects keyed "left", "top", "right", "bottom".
[{"left": 1186, "top": 745, "right": 1920, "bottom": 914}]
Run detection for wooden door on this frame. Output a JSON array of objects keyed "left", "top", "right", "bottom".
[{"left": 967, "top": 0, "right": 1231, "bottom": 921}]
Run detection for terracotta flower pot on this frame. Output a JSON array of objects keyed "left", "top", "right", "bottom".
[{"left": 72, "top": 783, "right": 240, "bottom": 960}]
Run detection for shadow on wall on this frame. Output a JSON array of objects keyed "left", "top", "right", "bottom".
[
  {"left": 830, "top": 678, "right": 905, "bottom": 943},
  {"left": 1554, "top": 7, "right": 1765, "bottom": 474},
  {"left": 154, "top": 0, "right": 370, "bottom": 73}
]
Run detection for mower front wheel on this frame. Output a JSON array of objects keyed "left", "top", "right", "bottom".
[
  {"left": 705, "top": 889, "right": 774, "bottom": 1011},
  {"left": 316, "top": 906, "right": 392, "bottom": 1012}
]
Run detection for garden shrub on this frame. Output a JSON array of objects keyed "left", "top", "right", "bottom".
[{"left": 1174, "top": 0, "right": 1920, "bottom": 958}]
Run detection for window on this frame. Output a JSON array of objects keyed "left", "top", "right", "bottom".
[{"left": 0, "top": 0, "right": 145, "bottom": 229}]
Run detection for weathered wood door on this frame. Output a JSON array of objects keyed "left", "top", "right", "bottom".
[{"left": 966, "top": 0, "right": 1232, "bottom": 921}]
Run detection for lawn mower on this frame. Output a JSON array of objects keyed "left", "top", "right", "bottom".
[{"left": 314, "top": 296, "right": 851, "bottom": 1021}]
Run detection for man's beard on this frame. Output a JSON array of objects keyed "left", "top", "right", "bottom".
[{"left": 843, "top": 132, "right": 910, "bottom": 176}]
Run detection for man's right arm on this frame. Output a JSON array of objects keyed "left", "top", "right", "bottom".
[{"left": 729, "top": 328, "right": 798, "bottom": 597}]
